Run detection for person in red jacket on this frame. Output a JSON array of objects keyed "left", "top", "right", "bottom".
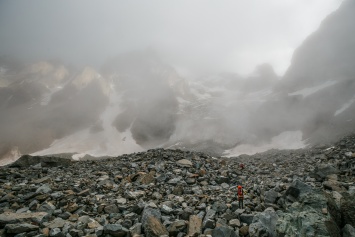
[{"left": 237, "top": 185, "right": 244, "bottom": 209}]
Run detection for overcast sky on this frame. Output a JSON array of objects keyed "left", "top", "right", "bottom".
[{"left": 0, "top": 0, "right": 343, "bottom": 76}]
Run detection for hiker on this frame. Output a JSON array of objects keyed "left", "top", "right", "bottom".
[
  {"left": 237, "top": 185, "right": 244, "bottom": 209},
  {"left": 239, "top": 163, "right": 245, "bottom": 169}
]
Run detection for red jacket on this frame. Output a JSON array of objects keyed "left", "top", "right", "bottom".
[{"left": 238, "top": 188, "right": 244, "bottom": 200}]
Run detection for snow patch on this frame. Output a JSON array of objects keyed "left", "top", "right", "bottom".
[
  {"left": 0, "top": 147, "right": 22, "bottom": 166},
  {"left": 32, "top": 89, "right": 144, "bottom": 159},
  {"left": 334, "top": 95, "right": 355, "bottom": 116},
  {"left": 288, "top": 81, "right": 338, "bottom": 98},
  {"left": 224, "top": 131, "right": 305, "bottom": 157}
]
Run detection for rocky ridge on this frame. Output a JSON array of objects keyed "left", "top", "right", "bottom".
[{"left": 0, "top": 135, "right": 355, "bottom": 237}]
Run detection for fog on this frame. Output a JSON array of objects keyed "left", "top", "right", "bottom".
[
  {"left": 2, "top": 0, "right": 355, "bottom": 162},
  {"left": 0, "top": 0, "right": 342, "bottom": 76}
]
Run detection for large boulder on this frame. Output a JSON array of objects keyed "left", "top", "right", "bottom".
[
  {"left": 0, "top": 212, "right": 49, "bottom": 228},
  {"left": 341, "top": 193, "right": 355, "bottom": 227},
  {"left": 343, "top": 224, "right": 355, "bottom": 237},
  {"left": 264, "top": 190, "right": 279, "bottom": 204},
  {"left": 4, "top": 223, "right": 39, "bottom": 234},
  {"left": 311, "top": 165, "right": 339, "bottom": 181},
  {"left": 284, "top": 180, "right": 312, "bottom": 199},
  {"left": 276, "top": 191, "right": 338, "bottom": 236},
  {"left": 249, "top": 207, "right": 278, "bottom": 237}
]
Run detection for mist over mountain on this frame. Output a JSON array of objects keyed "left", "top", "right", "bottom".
[
  {"left": 0, "top": 0, "right": 354, "bottom": 163},
  {"left": 260, "top": 0, "right": 355, "bottom": 145}
]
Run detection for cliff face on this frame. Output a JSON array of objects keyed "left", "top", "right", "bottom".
[
  {"left": 254, "top": 0, "right": 355, "bottom": 145},
  {"left": 282, "top": 0, "right": 355, "bottom": 91}
]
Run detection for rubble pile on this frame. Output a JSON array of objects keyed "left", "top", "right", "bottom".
[{"left": 0, "top": 135, "right": 355, "bottom": 237}]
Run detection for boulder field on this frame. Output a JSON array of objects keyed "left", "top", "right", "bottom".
[{"left": 0, "top": 135, "right": 355, "bottom": 237}]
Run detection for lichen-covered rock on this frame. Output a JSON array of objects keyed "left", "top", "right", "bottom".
[
  {"left": 249, "top": 207, "right": 278, "bottom": 237},
  {"left": 276, "top": 192, "right": 335, "bottom": 237}
]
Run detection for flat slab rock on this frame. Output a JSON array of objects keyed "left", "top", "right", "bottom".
[{"left": 0, "top": 212, "right": 49, "bottom": 227}]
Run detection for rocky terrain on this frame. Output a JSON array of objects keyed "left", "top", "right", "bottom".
[{"left": 0, "top": 134, "right": 354, "bottom": 237}]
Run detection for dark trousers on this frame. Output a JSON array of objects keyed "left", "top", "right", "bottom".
[{"left": 238, "top": 199, "right": 243, "bottom": 209}]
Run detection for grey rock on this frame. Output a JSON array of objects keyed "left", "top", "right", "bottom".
[
  {"left": 240, "top": 213, "right": 254, "bottom": 225},
  {"left": 186, "top": 178, "right": 196, "bottom": 185},
  {"left": 50, "top": 228, "right": 65, "bottom": 237},
  {"left": 51, "top": 192, "right": 64, "bottom": 199},
  {"left": 69, "top": 228, "right": 83, "bottom": 237},
  {"left": 5, "top": 223, "right": 39, "bottom": 234},
  {"left": 229, "top": 219, "right": 241, "bottom": 228},
  {"left": 16, "top": 207, "right": 29, "bottom": 214},
  {"left": 104, "top": 204, "right": 119, "bottom": 214},
  {"left": 230, "top": 202, "right": 239, "bottom": 212},
  {"left": 212, "top": 202, "right": 228, "bottom": 213},
  {"left": 0, "top": 212, "right": 49, "bottom": 227},
  {"left": 187, "top": 215, "right": 202, "bottom": 237},
  {"left": 168, "top": 178, "right": 181, "bottom": 185},
  {"left": 349, "top": 186, "right": 355, "bottom": 195},
  {"left": 312, "top": 164, "right": 339, "bottom": 181},
  {"left": 129, "top": 223, "right": 142, "bottom": 236},
  {"left": 249, "top": 207, "right": 278, "bottom": 237},
  {"left": 156, "top": 174, "right": 167, "bottom": 183},
  {"left": 221, "top": 183, "right": 230, "bottom": 189},
  {"left": 203, "top": 209, "right": 216, "bottom": 229},
  {"left": 116, "top": 198, "right": 127, "bottom": 205},
  {"left": 180, "top": 207, "right": 194, "bottom": 220},
  {"left": 176, "top": 159, "right": 193, "bottom": 168},
  {"left": 326, "top": 192, "right": 342, "bottom": 227},
  {"left": 276, "top": 191, "right": 335, "bottom": 237},
  {"left": 239, "top": 226, "right": 249, "bottom": 236},
  {"left": 167, "top": 220, "right": 186, "bottom": 236},
  {"left": 172, "top": 185, "right": 184, "bottom": 195},
  {"left": 204, "top": 219, "right": 216, "bottom": 229},
  {"left": 341, "top": 193, "right": 355, "bottom": 226},
  {"left": 343, "top": 224, "right": 355, "bottom": 237},
  {"left": 212, "top": 226, "right": 237, "bottom": 237},
  {"left": 38, "top": 202, "right": 56, "bottom": 214},
  {"left": 33, "top": 176, "right": 51, "bottom": 184},
  {"left": 46, "top": 218, "right": 66, "bottom": 229},
  {"left": 144, "top": 216, "right": 169, "bottom": 237},
  {"left": 284, "top": 180, "right": 312, "bottom": 199},
  {"left": 104, "top": 224, "right": 128, "bottom": 237},
  {"left": 161, "top": 204, "right": 173, "bottom": 214},
  {"left": 58, "top": 212, "right": 71, "bottom": 220},
  {"left": 141, "top": 206, "right": 162, "bottom": 229},
  {"left": 95, "top": 226, "right": 104, "bottom": 236},
  {"left": 36, "top": 184, "right": 52, "bottom": 194},
  {"left": 264, "top": 190, "right": 279, "bottom": 204},
  {"left": 216, "top": 176, "right": 230, "bottom": 184},
  {"left": 125, "top": 190, "right": 145, "bottom": 200}
]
